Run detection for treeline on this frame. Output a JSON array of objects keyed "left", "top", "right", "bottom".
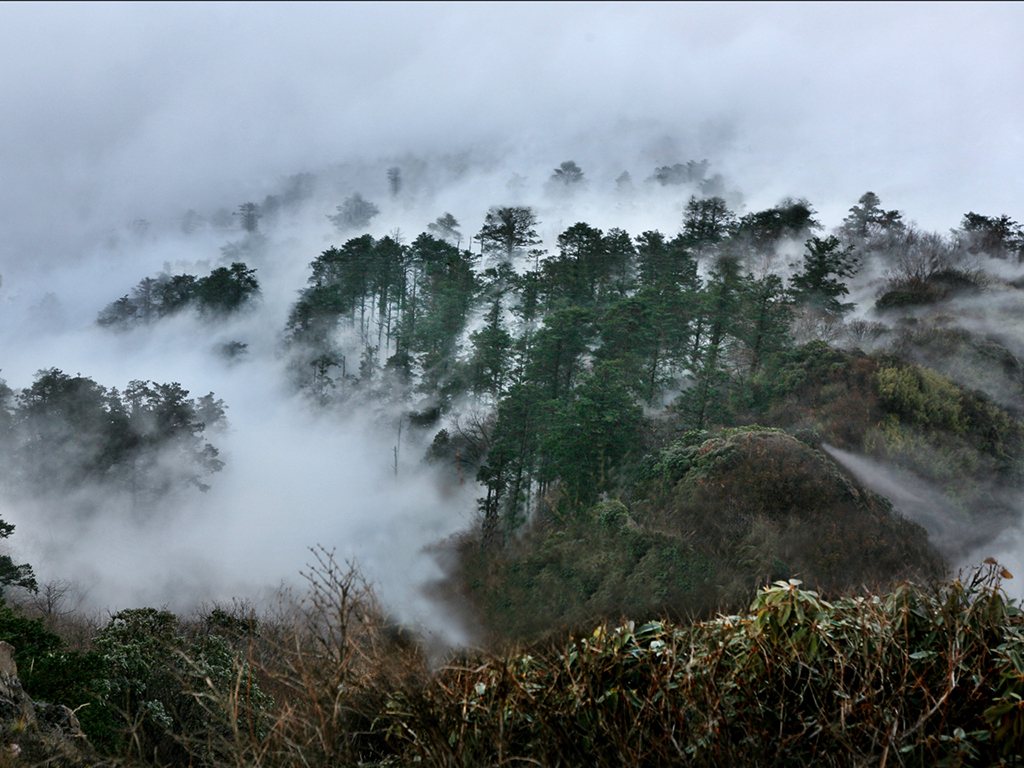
[
  {"left": 286, "top": 192, "right": 1005, "bottom": 536},
  {"left": 0, "top": 369, "right": 225, "bottom": 513},
  {"left": 97, "top": 262, "right": 259, "bottom": 328},
  {"left": 286, "top": 232, "right": 476, "bottom": 398}
]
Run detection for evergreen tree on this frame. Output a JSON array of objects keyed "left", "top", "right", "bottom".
[
  {"left": 477, "top": 382, "right": 544, "bottom": 545},
  {"left": 405, "top": 234, "right": 477, "bottom": 391},
  {"left": 547, "top": 160, "right": 585, "bottom": 196},
  {"left": 0, "top": 519, "right": 36, "bottom": 595},
  {"left": 737, "top": 272, "right": 792, "bottom": 376},
  {"left": 540, "top": 222, "right": 607, "bottom": 306},
  {"left": 958, "top": 212, "right": 1023, "bottom": 259},
  {"left": 328, "top": 193, "right": 380, "bottom": 232},
  {"left": 476, "top": 206, "right": 541, "bottom": 261},
  {"left": 603, "top": 227, "right": 637, "bottom": 297},
  {"left": 427, "top": 212, "right": 462, "bottom": 246},
  {"left": 469, "top": 299, "right": 513, "bottom": 398},
  {"left": 596, "top": 296, "right": 660, "bottom": 400},
  {"left": 526, "top": 306, "right": 594, "bottom": 400},
  {"left": 650, "top": 160, "right": 709, "bottom": 186},
  {"left": 840, "top": 191, "right": 904, "bottom": 241},
  {"left": 235, "top": 202, "right": 261, "bottom": 233},
  {"left": 194, "top": 263, "right": 260, "bottom": 315},
  {"left": 790, "top": 236, "right": 859, "bottom": 316},
  {"left": 386, "top": 167, "right": 402, "bottom": 197},
  {"left": 678, "top": 254, "right": 744, "bottom": 429},
  {"left": 540, "top": 362, "right": 642, "bottom": 508},
  {"left": 735, "top": 199, "right": 820, "bottom": 252},
  {"left": 680, "top": 196, "right": 736, "bottom": 251}
]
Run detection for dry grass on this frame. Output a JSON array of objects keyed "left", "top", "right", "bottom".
[{"left": 153, "top": 558, "right": 1024, "bottom": 768}]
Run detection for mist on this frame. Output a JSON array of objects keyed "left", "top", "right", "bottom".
[{"left": 1, "top": 3, "right": 1022, "bottom": 632}]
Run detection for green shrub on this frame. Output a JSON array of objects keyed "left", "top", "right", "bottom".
[
  {"left": 383, "top": 565, "right": 1023, "bottom": 767},
  {"left": 876, "top": 364, "right": 966, "bottom": 433}
]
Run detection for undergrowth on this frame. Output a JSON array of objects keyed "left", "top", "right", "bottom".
[{"left": 150, "top": 557, "right": 1023, "bottom": 767}]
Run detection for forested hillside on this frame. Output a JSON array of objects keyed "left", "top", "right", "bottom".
[{"left": 2, "top": 159, "right": 1024, "bottom": 765}]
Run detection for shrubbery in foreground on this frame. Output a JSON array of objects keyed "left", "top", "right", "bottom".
[{"left": 4, "top": 555, "right": 1022, "bottom": 766}]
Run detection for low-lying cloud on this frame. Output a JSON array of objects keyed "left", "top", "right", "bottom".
[{"left": 0, "top": 3, "right": 1021, "bottom": 631}]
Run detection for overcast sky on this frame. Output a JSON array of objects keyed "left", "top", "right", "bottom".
[{"left": 0, "top": 1, "right": 1021, "bottom": 267}]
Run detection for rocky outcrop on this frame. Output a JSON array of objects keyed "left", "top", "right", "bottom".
[{"left": 0, "top": 640, "right": 97, "bottom": 766}]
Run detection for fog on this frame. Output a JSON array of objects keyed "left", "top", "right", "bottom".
[
  {"left": 0, "top": 3, "right": 1022, "bottom": 630},
  {"left": 2, "top": 3, "right": 1021, "bottom": 258}
]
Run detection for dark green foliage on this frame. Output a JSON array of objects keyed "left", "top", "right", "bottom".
[
  {"left": 680, "top": 195, "right": 736, "bottom": 249},
  {"left": 287, "top": 234, "right": 401, "bottom": 391},
  {"left": 468, "top": 299, "right": 512, "bottom": 397},
  {"left": 538, "top": 223, "right": 639, "bottom": 309},
  {"left": 97, "top": 262, "right": 259, "bottom": 328},
  {"left": 539, "top": 363, "right": 643, "bottom": 508},
  {"left": 0, "top": 600, "right": 60, "bottom": 670},
  {"left": 0, "top": 601, "right": 116, "bottom": 749},
  {"left": 194, "top": 262, "right": 260, "bottom": 314},
  {"left": 524, "top": 305, "right": 594, "bottom": 400},
  {"left": 735, "top": 198, "right": 820, "bottom": 250},
  {"left": 602, "top": 227, "right": 636, "bottom": 296},
  {"left": 405, "top": 233, "right": 478, "bottom": 390},
  {"left": 676, "top": 253, "right": 745, "bottom": 429},
  {"left": 476, "top": 382, "right": 545, "bottom": 544},
  {"left": 840, "top": 190, "right": 905, "bottom": 241},
  {"left": 635, "top": 229, "right": 699, "bottom": 293},
  {"left": 789, "top": 235, "right": 859, "bottom": 316},
  {"left": 288, "top": 233, "right": 477, "bottom": 397},
  {"left": 595, "top": 295, "right": 662, "bottom": 398},
  {"left": 476, "top": 206, "right": 541, "bottom": 260},
  {"left": 540, "top": 222, "right": 608, "bottom": 306},
  {"left": 4, "top": 368, "right": 225, "bottom": 503},
  {"left": 287, "top": 235, "right": 377, "bottom": 351},
  {"left": 457, "top": 505, "right": 712, "bottom": 640},
  {"left": 0, "top": 521, "right": 35, "bottom": 595},
  {"left": 735, "top": 272, "right": 792, "bottom": 377},
  {"left": 92, "top": 607, "right": 271, "bottom": 764},
  {"left": 958, "top": 211, "right": 1023, "bottom": 259}
]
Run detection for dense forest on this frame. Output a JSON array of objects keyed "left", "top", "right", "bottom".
[{"left": 1, "top": 157, "right": 1024, "bottom": 766}]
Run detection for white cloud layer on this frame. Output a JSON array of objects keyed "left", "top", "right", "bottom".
[{"left": 0, "top": 1, "right": 1021, "bottom": 628}]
